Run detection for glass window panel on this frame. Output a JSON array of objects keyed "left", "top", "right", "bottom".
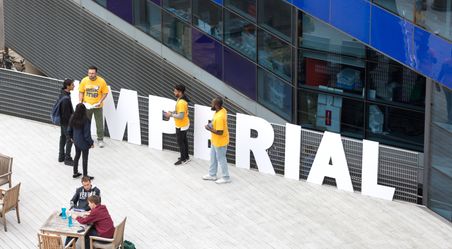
[
  {"left": 258, "top": 29, "right": 292, "bottom": 82},
  {"left": 192, "top": 0, "right": 223, "bottom": 40},
  {"left": 107, "top": 0, "right": 134, "bottom": 23},
  {"left": 299, "top": 12, "right": 366, "bottom": 58},
  {"left": 415, "top": 0, "right": 452, "bottom": 41},
  {"left": 258, "top": 68, "right": 293, "bottom": 121},
  {"left": 428, "top": 82, "right": 452, "bottom": 221},
  {"left": 224, "top": 47, "right": 257, "bottom": 99},
  {"left": 366, "top": 104, "right": 424, "bottom": 151},
  {"left": 94, "top": 0, "right": 107, "bottom": 7},
  {"left": 373, "top": 0, "right": 415, "bottom": 21},
  {"left": 367, "top": 51, "right": 426, "bottom": 108},
  {"left": 298, "top": 50, "right": 365, "bottom": 97},
  {"left": 299, "top": 90, "right": 364, "bottom": 138},
  {"left": 258, "top": 0, "right": 292, "bottom": 42},
  {"left": 162, "top": 0, "right": 191, "bottom": 21},
  {"left": 224, "top": 0, "right": 256, "bottom": 21},
  {"left": 192, "top": 28, "right": 223, "bottom": 79},
  {"left": 162, "top": 12, "right": 192, "bottom": 59},
  {"left": 224, "top": 10, "right": 257, "bottom": 60},
  {"left": 133, "top": 0, "right": 161, "bottom": 40}
]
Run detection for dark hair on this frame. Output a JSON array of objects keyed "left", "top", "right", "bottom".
[
  {"left": 63, "top": 79, "right": 74, "bottom": 89},
  {"left": 88, "top": 66, "right": 98, "bottom": 72},
  {"left": 174, "top": 84, "right": 185, "bottom": 94},
  {"left": 213, "top": 96, "right": 223, "bottom": 108},
  {"left": 69, "top": 103, "right": 88, "bottom": 129},
  {"left": 87, "top": 195, "right": 101, "bottom": 205},
  {"left": 81, "top": 176, "right": 91, "bottom": 183}
]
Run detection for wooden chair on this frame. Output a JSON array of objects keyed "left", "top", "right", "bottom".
[
  {"left": 0, "top": 182, "right": 20, "bottom": 232},
  {"left": 90, "top": 217, "right": 127, "bottom": 249},
  {"left": 0, "top": 154, "right": 12, "bottom": 188},
  {"left": 37, "top": 232, "right": 76, "bottom": 249}
]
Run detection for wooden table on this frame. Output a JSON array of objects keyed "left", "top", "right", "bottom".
[{"left": 40, "top": 211, "right": 92, "bottom": 249}]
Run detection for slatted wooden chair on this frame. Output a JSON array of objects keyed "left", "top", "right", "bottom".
[
  {"left": 0, "top": 154, "right": 12, "bottom": 188},
  {"left": 0, "top": 182, "right": 20, "bottom": 232},
  {"left": 37, "top": 233, "right": 76, "bottom": 249},
  {"left": 90, "top": 217, "right": 127, "bottom": 249}
]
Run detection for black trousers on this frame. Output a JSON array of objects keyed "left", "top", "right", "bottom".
[
  {"left": 73, "top": 147, "right": 89, "bottom": 175},
  {"left": 176, "top": 128, "right": 189, "bottom": 160},
  {"left": 59, "top": 125, "right": 73, "bottom": 160}
]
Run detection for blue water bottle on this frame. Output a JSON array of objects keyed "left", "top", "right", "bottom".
[
  {"left": 68, "top": 215, "right": 73, "bottom": 227},
  {"left": 61, "top": 207, "right": 67, "bottom": 219}
]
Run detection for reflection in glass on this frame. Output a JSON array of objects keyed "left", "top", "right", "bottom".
[
  {"left": 373, "top": 0, "right": 415, "bottom": 21},
  {"left": 224, "top": 10, "right": 256, "bottom": 60},
  {"left": 299, "top": 12, "right": 365, "bottom": 58},
  {"left": 225, "top": 0, "right": 256, "bottom": 21},
  {"left": 162, "top": 13, "right": 192, "bottom": 59},
  {"left": 224, "top": 48, "right": 257, "bottom": 100},
  {"left": 367, "top": 51, "right": 426, "bottom": 108},
  {"left": 258, "top": 0, "right": 292, "bottom": 42},
  {"left": 428, "top": 82, "right": 452, "bottom": 221},
  {"left": 192, "top": 0, "right": 223, "bottom": 40},
  {"left": 365, "top": 104, "right": 424, "bottom": 151},
  {"left": 192, "top": 28, "right": 223, "bottom": 79},
  {"left": 299, "top": 90, "right": 364, "bottom": 138},
  {"left": 415, "top": 0, "right": 452, "bottom": 41},
  {"left": 163, "top": 0, "right": 191, "bottom": 21},
  {"left": 258, "top": 30, "right": 292, "bottom": 82},
  {"left": 299, "top": 51, "right": 365, "bottom": 97},
  {"left": 133, "top": 0, "right": 162, "bottom": 40},
  {"left": 258, "top": 69, "right": 293, "bottom": 121}
]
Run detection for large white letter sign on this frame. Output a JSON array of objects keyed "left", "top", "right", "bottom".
[
  {"left": 284, "top": 123, "right": 301, "bottom": 180},
  {"left": 70, "top": 80, "right": 80, "bottom": 110},
  {"left": 235, "top": 113, "right": 275, "bottom": 175},
  {"left": 193, "top": 104, "right": 214, "bottom": 160},
  {"left": 307, "top": 131, "right": 354, "bottom": 192},
  {"left": 103, "top": 88, "right": 141, "bottom": 145},
  {"left": 361, "top": 140, "right": 395, "bottom": 200},
  {"left": 148, "top": 95, "right": 176, "bottom": 150}
]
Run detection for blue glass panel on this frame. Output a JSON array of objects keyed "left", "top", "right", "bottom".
[
  {"left": 370, "top": 5, "right": 415, "bottom": 68},
  {"left": 213, "top": 0, "right": 223, "bottom": 5},
  {"left": 258, "top": 68, "right": 293, "bottom": 121},
  {"left": 224, "top": 47, "right": 257, "bottom": 100},
  {"left": 292, "top": 0, "right": 330, "bottom": 22},
  {"left": 330, "top": 0, "right": 370, "bottom": 43},
  {"left": 192, "top": 28, "right": 223, "bottom": 79},
  {"left": 107, "top": 0, "right": 134, "bottom": 24},
  {"left": 414, "top": 27, "right": 452, "bottom": 89}
]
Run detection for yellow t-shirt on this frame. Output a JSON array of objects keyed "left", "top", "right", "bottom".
[
  {"left": 211, "top": 108, "right": 229, "bottom": 147},
  {"left": 79, "top": 76, "right": 109, "bottom": 106},
  {"left": 174, "top": 98, "right": 189, "bottom": 128}
]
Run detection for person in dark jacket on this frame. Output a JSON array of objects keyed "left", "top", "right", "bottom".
[
  {"left": 58, "top": 79, "right": 75, "bottom": 166},
  {"left": 70, "top": 176, "right": 100, "bottom": 211},
  {"left": 68, "top": 103, "right": 94, "bottom": 179},
  {"left": 72, "top": 195, "right": 115, "bottom": 249}
]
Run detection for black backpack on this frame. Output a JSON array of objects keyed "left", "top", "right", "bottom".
[{"left": 50, "top": 95, "right": 69, "bottom": 125}]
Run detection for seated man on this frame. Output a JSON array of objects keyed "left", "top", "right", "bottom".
[
  {"left": 70, "top": 176, "right": 100, "bottom": 211},
  {"left": 72, "top": 195, "right": 115, "bottom": 249}
]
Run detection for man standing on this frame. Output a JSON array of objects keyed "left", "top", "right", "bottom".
[
  {"left": 165, "top": 84, "right": 190, "bottom": 165},
  {"left": 202, "top": 97, "right": 231, "bottom": 184},
  {"left": 58, "top": 79, "right": 74, "bottom": 166},
  {"left": 72, "top": 195, "right": 114, "bottom": 249},
  {"left": 79, "top": 66, "right": 109, "bottom": 148},
  {"left": 70, "top": 176, "right": 101, "bottom": 211}
]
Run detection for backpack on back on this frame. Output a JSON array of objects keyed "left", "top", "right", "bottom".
[{"left": 51, "top": 95, "right": 69, "bottom": 125}]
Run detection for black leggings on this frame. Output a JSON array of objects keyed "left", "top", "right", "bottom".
[
  {"left": 73, "top": 147, "right": 89, "bottom": 175},
  {"left": 176, "top": 128, "right": 189, "bottom": 160}
]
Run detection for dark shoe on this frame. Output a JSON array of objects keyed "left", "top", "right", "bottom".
[
  {"left": 64, "top": 159, "right": 74, "bottom": 166},
  {"left": 84, "top": 175, "right": 94, "bottom": 180},
  {"left": 183, "top": 158, "right": 191, "bottom": 164},
  {"left": 58, "top": 157, "right": 64, "bottom": 163},
  {"left": 174, "top": 159, "right": 183, "bottom": 166},
  {"left": 72, "top": 173, "right": 82, "bottom": 178}
]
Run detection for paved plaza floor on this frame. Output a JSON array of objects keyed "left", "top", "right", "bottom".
[{"left": 0, "top": 113, "right": 451, "bottom": 249}]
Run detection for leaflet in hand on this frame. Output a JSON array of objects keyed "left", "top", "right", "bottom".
[{"left": 83, "top": 102, "right": 99, "bottom": 109}]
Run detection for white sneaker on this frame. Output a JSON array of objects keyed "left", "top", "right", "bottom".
[
  {"left": 183, "top": 158, "right": 191, "bottom": 164},
  {"left": 215, "top": 178, "right": 231, "bottom": 184},
  {"left": 98, "top": 141, "right": 105, "bottom": 148},
  {"left": 202, "top": 175, "right": 217, "bottom": 181}
]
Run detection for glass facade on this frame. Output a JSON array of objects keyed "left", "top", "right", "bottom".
[
  {"left": 428, "top": 82, "right": 452, "bottom": 221},
  {"left": 94, "top": 0, "right": 429, "bottom": 152}
]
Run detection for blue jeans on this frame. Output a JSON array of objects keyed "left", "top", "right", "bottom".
[{"left": 209, "top": 145, "right": 229, "bottom": 179}]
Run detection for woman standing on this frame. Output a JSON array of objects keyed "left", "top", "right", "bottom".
[{"left": 68, "top": 103, "right": 94, "bottom": 179}]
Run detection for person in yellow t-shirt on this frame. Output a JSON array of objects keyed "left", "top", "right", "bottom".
[
  {"left": 165, "top": 84, "right": 190, "bottom": 165},
  {"left": 78, "top": 66, "right": 109, "bottom": 148},
  {"left": 202, "top": 97, "right": 231, "bottom": 184}
]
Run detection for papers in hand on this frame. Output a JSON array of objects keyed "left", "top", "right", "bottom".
[{"left": 83, "top": 102, "right": 100, "bottom": 109}]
